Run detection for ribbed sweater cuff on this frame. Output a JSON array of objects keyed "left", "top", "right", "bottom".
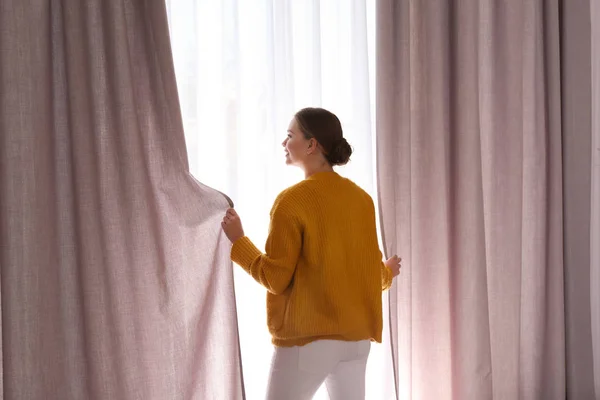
[
  {"left": 231, "top": 236, "right": 262, "bottom": 272},
  {"left": 382, "top": 265, "right": 393, "bottom": 291}
]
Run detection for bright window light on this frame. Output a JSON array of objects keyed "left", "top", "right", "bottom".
[{"left": 166, "top": 0, "right": 393, "bottom": 398}]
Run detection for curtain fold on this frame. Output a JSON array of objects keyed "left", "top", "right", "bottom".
[
  {"left": 561, "top": 0, "right": 600, "bottom": 398},
  {"left": 376, "top": 1, "right": 564, "bottom": 399},
  {"left": 0, "top": 1, "right": 244, "bottom": 398},
  {"left": 590, "top": 0, "right": 600, "bottom": 396}
]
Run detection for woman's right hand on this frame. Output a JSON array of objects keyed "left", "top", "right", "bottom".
[
  {"left": 385, "top": 255, "right": 402, "bottom": 277},
  {"left": 221, "top": 208, "right": 245, "bottom": 243}
]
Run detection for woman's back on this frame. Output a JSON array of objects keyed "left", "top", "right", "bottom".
[{"left": 232, "top": 171, "right": 388, "bottom": 347}]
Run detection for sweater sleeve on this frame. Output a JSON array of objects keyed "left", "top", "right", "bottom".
[
  {"left": 231, "top": 200, "right": 302, "bottom": 295},
  {"left": 364, "top": 194, "right": 394, "bottom": 291},
  {"left": 381, "top": 262, "right": 393, "bottom": 291}
]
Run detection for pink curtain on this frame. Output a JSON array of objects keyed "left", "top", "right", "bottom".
[
  {"left": 0, "top": 1, "right": 243, "bottom": 398},
  {"left": 376, "top": 1, "right": 564, "bottom": 399},
  {"left": 563, "top": 0, "right": 600, "bottom": 398},
  {"left": 592, "top": 1, "right": 600, "bottom": 394}
]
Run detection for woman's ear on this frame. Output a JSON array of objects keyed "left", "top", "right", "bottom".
[{"left": 307, "top": 138, "right": 318, "bottom": 154}]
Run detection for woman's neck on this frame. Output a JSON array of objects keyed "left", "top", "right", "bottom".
[{"left": 303, "top": 163, "right": 334, "bottom": 179}]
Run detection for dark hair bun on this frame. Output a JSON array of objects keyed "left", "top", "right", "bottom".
[{"left": 326, "top": 138, "right": 353, "bottom": 166}]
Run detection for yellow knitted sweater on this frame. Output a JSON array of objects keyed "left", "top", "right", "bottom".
[{"left": 231, "top": 171, "right": 393, "bottom": 347}]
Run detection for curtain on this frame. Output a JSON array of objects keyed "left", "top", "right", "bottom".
[
  {"left": 0, "top": 1, "right": 243, "bottom": 398},
  {"left": 376, "top": 1, "right": 564, "bottom": 399},
  {"left": 562, "top": 0, "right": 600, "bottom": 397},
  {"left": 592, "top": 1, "right": 600, "bottom": 395},
  {"left": 163, "top": 0, "right": 396, "bottom": 398}
]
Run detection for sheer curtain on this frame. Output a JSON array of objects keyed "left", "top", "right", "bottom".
[
  {"left": 164, "top": 0, "right": 395, "bottom": 398},
  {"left": 0, "top": 1, "right": 243, "bottom": 399},
  {"left": 376, "top": 1, "right": 564, "bottom": 399}
]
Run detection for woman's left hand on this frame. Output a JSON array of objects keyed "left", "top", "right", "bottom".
[{"left": 221, "top": 208, "right": 245, "bottom": 243}]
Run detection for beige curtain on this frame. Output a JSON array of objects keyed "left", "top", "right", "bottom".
[
  {"left": 376, "top": 1, "right": 564, "bottom": 399},
  {"left": 0, "top": 1, "right": 244, "bottom": 399}
]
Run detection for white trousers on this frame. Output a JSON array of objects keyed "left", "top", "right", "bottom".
[{"left": 265, "top": 340, "right": 371, "bottom": 400}]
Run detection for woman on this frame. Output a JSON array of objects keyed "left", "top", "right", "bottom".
[{"left": 221, "top": 107, "right": 401, "bottom": 400}]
